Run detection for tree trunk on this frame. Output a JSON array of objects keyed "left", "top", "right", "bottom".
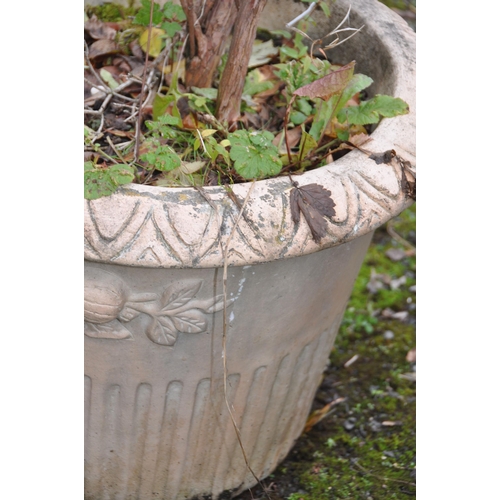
[
  {"left": 180, "top": 0, "right": 237, "bottom": 89},
  {"left": 215, "top": 0, "right": 268, "bottom": 126}
]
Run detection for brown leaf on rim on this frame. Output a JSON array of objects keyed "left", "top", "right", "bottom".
[
  {"left": 290, "top": 183, "right": 336, "bottom": 243},
  {"left": 400, "top": 160, "right": 416, "bottom": 200},
  {"left": 293, "top": 61, "right": 355, "bottom": 101},
  {"left": 348, "top": 133, "right": 373, "bottom": 149},
  {"left": 369, "top": 149, "right": 396, "bottom": 165}
]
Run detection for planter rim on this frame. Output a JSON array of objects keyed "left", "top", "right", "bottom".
[{"left": 84, "top": 0, "right": 416, "bottom": 269}]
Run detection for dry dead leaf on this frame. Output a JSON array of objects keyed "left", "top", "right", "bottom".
[
  {"left": 85, "top": 15, "right": 117, "bottom": 40},
  {"left": 248, "top": 40, "right": 279, "bottom": 68},
  {"left": 273, "top": 126, "right": 302, "bottom": 154},
  {"left": 385, "top": 248, "right": 406, "bottom": 261},
  {"left": 88, "top": 39, "right": 122, "bottom": 60},
  {"left": 406, "top": 348, "right": 416, "bottom": 363},
  {"left": 369, "top": 149, "right": 396, "bottom": 165},
  {"left": 129, "top": 39, "right": 144, "bottom": 59},
  {"left": 293, "top": 61, "right": 355, "bottom": 101},
  {"left": 290, "top": 183, "right": 336, "bottom": 243},
  {"left": 344, "top": 354, "right": 359, "bottom": 368},
  {"left": 304, "top": 397, "right": 346, "bottom": 432},
  {"left": 348, "top": 132, "right": 373, "bottom": 149}
]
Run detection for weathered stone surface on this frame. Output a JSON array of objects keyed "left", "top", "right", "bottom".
[{"left": 84, "top": 1, "right": 416, "bottom": 498}]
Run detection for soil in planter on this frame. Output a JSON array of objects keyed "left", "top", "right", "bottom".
[
  {"left": 234, "top": 204, "right": 416, "bottom": 500},
  {"left": 84, "top": 2, "right": 407, "bottom": 194}
]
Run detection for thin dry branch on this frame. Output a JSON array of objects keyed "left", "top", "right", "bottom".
[
  {"left": 134, "top": 0, "right": 156, "bottom": 162},
  {"left": 221, "top": 181, "right": 270, "bottom": 499}
]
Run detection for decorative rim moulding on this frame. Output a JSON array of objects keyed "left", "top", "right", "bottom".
[{"left": 84, "top": 0, "right": 416, "bottom": 269}]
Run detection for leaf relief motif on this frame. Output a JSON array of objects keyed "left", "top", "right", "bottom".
[
  {"left": 171, "top": 309, "right": 207, "bottom": 334},
  {"left": 84, "top": 273, "right": 227, "bottom": 346},
  {"left": 146, "top": 315, "right": 178, "bottom": 346},
  {"left": 160, "top": 280, "right": 203, "bottom": 312},
  {"left": 84, "top": 319, "right": 133, "bottom": 340}
]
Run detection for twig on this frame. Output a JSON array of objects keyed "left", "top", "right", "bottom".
[
  {"left": 134, "top": 0, "right": 156, "bottom": 162},
  {"left": 352, "top": 460, "right": 416, "bottom": 487},
  {"left": 221, "top": 181, "right": 270, "bottom": 499},
  {"left": 386, "top": 220, "right": 416, "bottom": 254},
  {"left": 286, "top": 2, "right": 317, "bottom": 29},
  {"left": 84, "top": 41, "right": 108, "bottom": 89},
  {"left": 106, "top": 136, "right": 129, "bottom": 164}
]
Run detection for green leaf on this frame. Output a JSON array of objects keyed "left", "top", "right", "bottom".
[
  {"left": 340, "top": 95, "right": 409, "bottom": 125},
  {"left": 337, "top": 129, "right": 349, "bottom": 142},
  {"left": 83, "top": 162, "right": 135, "bottom": 200},
  {"left": 280, "top": 46, "right": 300, "bottom": 60},
  {"left": 309, "top": 119, "right": 324, "bottom": 142},
  {"left": 190, "top": 86, "right": 218, "bottom": 101},
  {"left": 298, "top": 130, "right": 318, "bottom": 162},
  {"left": 152, "top": 94, "right": 175, "bottom": 120},
  {"left": 244, "top": 69, "right": 274, "bottom": 96},
  {"left": 158, "top": 113, "right": 182, "bottom": 126},
  {"left": 108, "top": 164, "right": 135, "bottom": 185},
  {"left": 84, "top": 169, "right": 117, "bottom": 200},
  {"left": 229, "top": 130, "right": 282, "bottom": 179},
  {"left": 140, "top": 146, "right": 181, "bottom": 171},
  {"left": 296, "top": 97, "right": 313, "bottom": 116},
  {"left": 162, "top": 20, "right": 182, "bottom": 37},
  {"left": 163, "top": 2, "right": 186, "bottom": 21},
  {"left": 369, "top": 95, "right": 409, "bottom": 117},
  {"left": 320, "top": 2, "right": 331, "bottom": 17},
  {"left": 336, "top": 73, "right": 373, "bottom": 111},
  {"left": 270, "top": 29, "right": 291, "bottom": 40},
  {"left": 134, "top": 0, "right": 163, "bottom": 26},
  {"left": 290, "top": 110, "right": 308, "bottom": 125},
  {"left": 100, "top": 69, "right": 119, "bottom": 90},
  {"left": 339, "top": 104, "right": 379, "bottom": 125}
]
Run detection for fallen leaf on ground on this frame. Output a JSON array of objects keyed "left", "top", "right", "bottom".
[
  {"left": 406, "top": 348, "right": 416, "bottom": 363},
  {"left": 385, "top": 248, "right": 406, "bottom": 261},
  {"left": 399, "top": 372, "right": 416, "bottom": 382},
  {"left": 381, "top": 308, "right": 409, "bottom": 321},
  {"left": 304, "top": 397, "right": 346, "bottom": 432},
  {"left": 344, "top": 354, "right": 359, "bottom": 368}
]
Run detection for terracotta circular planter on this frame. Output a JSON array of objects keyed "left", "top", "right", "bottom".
[{"left": 84, "top": 1, "right": 415, "bottom": 498}]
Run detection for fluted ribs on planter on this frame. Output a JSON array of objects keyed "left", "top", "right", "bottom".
[{"left": 84, "top": 324, "right": 338, "bottom": 499}]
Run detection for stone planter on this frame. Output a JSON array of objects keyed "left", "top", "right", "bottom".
[{"left": 84, "top": 0, "right": 416, "bottom": 498}]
